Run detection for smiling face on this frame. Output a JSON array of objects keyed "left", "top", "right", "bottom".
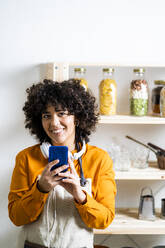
[{"left": 41, "top": 105, "right": 76, "bottom": 151}]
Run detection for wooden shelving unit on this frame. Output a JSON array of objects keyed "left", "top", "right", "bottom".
[
  {"left": 46, "top": 63, "right": 165, "bottom": 238},
  {"left": 115, "top": 162, "right": 165, "bottom": 180},
  {"left": 94, "top": 208, "right": 165, "bottom": 235},
  {"left": 99, "top": 115, "right": 165, "bottom": 124}
]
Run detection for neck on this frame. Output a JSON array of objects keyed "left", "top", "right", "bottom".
[{"left": 51, "top": 141, "right": 76, "bottom": 152}]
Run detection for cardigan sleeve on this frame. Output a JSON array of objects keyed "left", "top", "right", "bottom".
[
  {"left": 8, "top": 152, "right": 49, "bottom": 226},
  {"left": 75, "top": 152, "right": 116, "bottom": 229}
]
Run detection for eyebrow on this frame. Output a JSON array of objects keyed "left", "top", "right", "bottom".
[
  {"left": 56, "top": 109, "right": 67, "bottom": 112},
  {"left": 42, "top": 109, "right": 67, "bottom": 114},
  {"left": 42, "top": 111, "right": 50, "bottom": 114}
]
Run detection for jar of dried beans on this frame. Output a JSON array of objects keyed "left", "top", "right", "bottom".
[
  {"left": 74, "top": 67, "right": 88, "bottom": 91},
  {"left": 99, "top": 68, "right": 117, "bottom": 115},
  {"left": 160, "top": 86, "right": 165, "bottom": 117},
  {"left": 130, "top": 68, "right": 148, "bottom": 116}
]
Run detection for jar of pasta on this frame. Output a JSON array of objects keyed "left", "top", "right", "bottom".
[
  {"left": 160, "top": 86, "right": 165, "bottom": 117},
  {"left": 74, "top": 67, "right": 88, "bottom": 91},
  {"left": 152, "top": 80, "right": 165, "bottom": 116},
  {"left": 99, "top": 68, "right": 117, "bottom": 115},
  {"left": 130, "top": 68, "right": 148, "bottom": 116}
]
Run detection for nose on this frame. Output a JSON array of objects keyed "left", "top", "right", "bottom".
[{"left": 50, "top": 113, "right": 60, "bottom": 126}]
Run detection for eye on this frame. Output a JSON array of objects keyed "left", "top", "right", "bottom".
[
  {"left": 58, "top": 111, "right": 68, "bottom": 117},
  {"left": 42, "top": 114, "right": 51, "bottom": 119}
]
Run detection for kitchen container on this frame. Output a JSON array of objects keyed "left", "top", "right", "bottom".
[
  {"left": 161, "top": 198, "right": 165, "bottom": 219},
  {"left": 160, "top": 86, "right": 165, "bottom": 117},
  {"left": 138, "top": 187, "right": 155, "bottom": 221},
  {"left": 130, "top": 68, "right": 148, "bottom": 116},
  {"left": 147, "top": 142, "right": 165, "bottom": 169},
  {"left": 152, "top": 80, "right": 165, "bottom": 116},
  {"left": 74, "top": 67, "right": 88, "bottom": 91},
  {"left": 99, "top": 68, "right": 117, "bottom": 115}
]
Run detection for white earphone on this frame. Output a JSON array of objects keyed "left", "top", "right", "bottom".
[{"left": 40, "top": 140, "right": 86, "bottom": 161}]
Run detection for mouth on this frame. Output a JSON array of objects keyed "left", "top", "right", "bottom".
[{"left": 50, "top": 128, "right": 64, "bottom": 134}]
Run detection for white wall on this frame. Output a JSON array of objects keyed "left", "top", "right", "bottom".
[{"left": 1, "top": 0, "right": 165, "bottom": 247}]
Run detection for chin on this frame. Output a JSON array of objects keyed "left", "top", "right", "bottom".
[{"left": 51, "top": 138, "right": 66, "bottom": 146}]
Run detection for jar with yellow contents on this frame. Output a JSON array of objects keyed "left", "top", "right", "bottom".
[
  {"left": 99, "top": 68, "right": 117, "bottom": 115},
  {"left": 74, "top": 67, "right": 88, "bottom": 91}
]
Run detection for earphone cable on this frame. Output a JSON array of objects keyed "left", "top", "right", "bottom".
[{"left": 76, "top": 142, "right": 87, "bottom": 187}]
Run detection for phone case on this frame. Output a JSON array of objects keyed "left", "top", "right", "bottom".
[{"left": 49, "top": 146, "right": 68, "bottom": 172}]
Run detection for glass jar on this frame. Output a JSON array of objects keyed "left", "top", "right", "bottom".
[
  {"left": 74, "top": 67, "right": 88, "bottom": 91},
  {"left": 160, "top": 86, "right": 165, "bottom": 117},
  {"left": 99, "top": 68, "right": 117, "bottom": 115},
  {"left": 151, "top": 80, "right": 165, "bottom": 115},
  {"left": 130, "top": 68, "right": 148, "bottom": 116},
  {"left": 152, "top": 80, "right": 165, "bottom": 116}
]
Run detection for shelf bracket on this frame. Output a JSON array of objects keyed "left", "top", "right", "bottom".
[
  {"left": 127, "top": 235, "right": 142, "bottom": 248},
  {"left": 154, "top": 184, "right": 165, "bottom": 196}
]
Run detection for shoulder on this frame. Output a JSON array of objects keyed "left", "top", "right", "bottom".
[
  {"left": 85, "top": 144, "right": 113, "bottom": 168},
  {"left": 86, "top": 144, "right": 110, "bottom": 159},
  {"left": 84, "top": 144, "right": 114, "bottom": 175},
  {"left": 16, "top": 144, "right": 41, "bottom": 160}
]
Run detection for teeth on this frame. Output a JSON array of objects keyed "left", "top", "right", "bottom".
[{"left": 52, "top": 129, "right": 63, "bottom": 134}]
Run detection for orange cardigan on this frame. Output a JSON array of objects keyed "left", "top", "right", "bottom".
[{"left": 8, "top": 144, "right": 116, "bottom": 229}]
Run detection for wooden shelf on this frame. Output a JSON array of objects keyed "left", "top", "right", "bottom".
[
  {"left": 99, "top": 115, "right": 165, "bottom": 124},
  {"left": 69, "top": 62, "right": 165, "bottom": 67},
  {"left": 94, "top": 208, "right": 165, "bottom": 235},
  {"left": 115, "top": 162, "right": 165, "bottom": 180}
]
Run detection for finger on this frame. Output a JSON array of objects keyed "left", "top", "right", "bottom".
[
  {"left": 58, "top": 171, "right": 73, "bottom": 178},
  {"left": 52, "top": 173, "right": 67, "bottom": 181},
  {"left": 62, "top": 178, "right": 79, "bottom": 185},
  {"left": 51, "top": 179, "right": 63, "bottom": 187},
  {"left": 40, "top": 160, "right": 59, "bottom": 178},
  {"left": 53, "top": 175, "right": 62, "bottom": 181},
  {"left": 51, "top": 164, "right": 69, "bottom": 176},
  {"left": 47, "top": 159, "right": 60, "bottom": 171}
]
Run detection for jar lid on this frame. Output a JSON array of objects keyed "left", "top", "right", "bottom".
[
  {"left": 102, "top": 68, "right": 114, "bottom": 73},
  {"left": 74, "top": 67, "right": 86, "bottom": 73},
  {"left": 133, "top": 68, "right": 145, "bottom": 73},
  {"left": 154, "top": 80, "right": 165, "bottom": 85}
]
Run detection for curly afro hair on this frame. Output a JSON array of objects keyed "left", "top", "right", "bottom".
[{"left": 23, "top": 79, "right": 99, "bottom": 144}]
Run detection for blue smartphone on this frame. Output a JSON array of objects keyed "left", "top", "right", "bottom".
[{"left": 49, "top": 145, "right": 68, "bottom": 172}]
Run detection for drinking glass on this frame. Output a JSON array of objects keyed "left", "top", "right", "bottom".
[
  {"left": 131, "top": 146, "right": 149, "bottom": 169},
  {"left": 108, "top": 144, "right": 131, "bottom": 171}
]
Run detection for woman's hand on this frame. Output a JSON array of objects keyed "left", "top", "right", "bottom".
[
  {"left": 59, "top": 158, "right": 87, "bottom": 204},
  {"left": 37, "top": 160, "right": 69, "bottom": 193}
]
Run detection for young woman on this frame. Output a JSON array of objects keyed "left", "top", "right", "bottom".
[{"left": 8, "top": 79, "right": 116, "bottom": 248}]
